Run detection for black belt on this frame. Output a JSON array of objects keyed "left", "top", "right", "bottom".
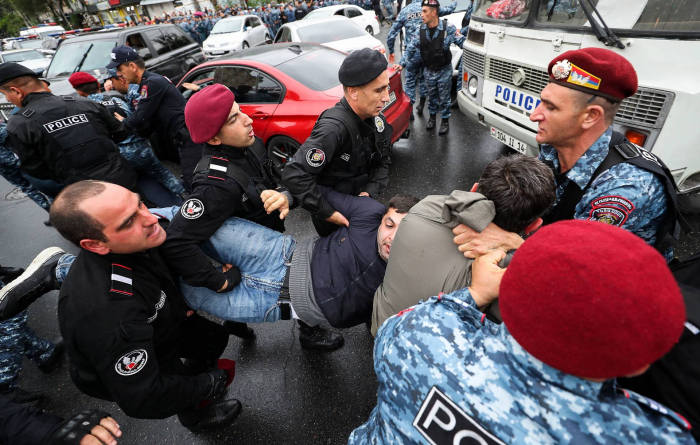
[{"left": 278, "top": 254, "right": 292, "bottom": 320}]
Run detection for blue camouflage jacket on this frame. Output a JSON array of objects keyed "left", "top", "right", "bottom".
[
  {"left": 386, "top": 0, "right": 457, "bottom": 55},
  {"left": 400, "top": 19, "right": 465, "bottom": 69},
  {"left": 539, "top": 126, "right": 671, "bottom": 260},
  {"left": 348, "top": 288, "right": 696, "bottom": 444}
]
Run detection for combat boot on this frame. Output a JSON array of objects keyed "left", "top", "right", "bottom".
[
  {"left": 409, "top": 111, "right": 415, "bottom": 121},
  {"left": 181, "top": 399, "right": 242, "bottom": 432},
  {"left": 222, "top": 320, "right": 255, "bottom": 340},
  {"left": 426, "top": 114, "right": 437, "bottom": 131},
  {"left": 0, "top": 267, "right": 24, "bottom": 284},
  {"left": 416, "top": 96, "right": 426, "bottom": 114},
  {"left": 38, "top": 339, "right": 65, "bottom": 374},
  {"left": 298, "top": 321, "right": 344, "bottom": 350},
  {"left": 0, "top": 247, "right": 64, "bottom": 320},
  {"left": 439, "top": 118, "right": 449, "bottom": 135}
]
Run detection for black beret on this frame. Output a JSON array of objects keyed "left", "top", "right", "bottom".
[
  {"left": 338, "top": 48, "right": 388, "bottom": 87},
  {"left": 0, "top": 63, "right": 39, "bottom": 87},
  {"left": 422, "top": 0, "right": 440, "bottom": 7}
]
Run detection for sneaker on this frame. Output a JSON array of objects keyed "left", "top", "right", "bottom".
[
  {"left": 426, "top": 114, "right": 437, "bottom": 131},
  {"left": 438, "top": 118, "right": 449, "bottom": 135},
  {"left": 184, "top": 399, "right": 242, "bottom": 432},
  {"left": 298, "top": 323, "right": 344, "bottom": 350},
  {"left": 222, "top": 321, "right": 255, "bottom": 340},
  {"left": 0, "top": 267, "right": 24, "bottom": 284},
  {"left": 38, "top": 339, "right": 65, "bottom": 374},
  {"left": 0, "top": 247, "right": 64, "bottom": 321}
]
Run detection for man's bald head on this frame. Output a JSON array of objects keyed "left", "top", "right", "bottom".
[{"left": 50, "top": 181, "right": 109, "bottom": 246}]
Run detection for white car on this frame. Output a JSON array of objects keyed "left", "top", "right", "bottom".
[
  {"left": 275, "top": 16, "right": 386, "bottom": 56},
  {"left": 0, "top": 49, "right": 51, "bottom": 76},
  {"left": 304, "top": 5, "right": 380, "bottom": 36},
  {"left": 203, "top": 15, "right": 272, "bottom": 60}
]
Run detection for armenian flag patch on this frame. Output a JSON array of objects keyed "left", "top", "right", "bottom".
[{"left": 567, "top": 64, "right": 601, "bottom": 90}]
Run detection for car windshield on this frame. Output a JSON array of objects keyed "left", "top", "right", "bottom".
[
  {"left": 18, "top": 40, "right": 44, "bottom": 49},
  {"left": 276, "top": 48, "right": 344, "bottom": 90},
  {"left": 536, "top": 0, "right": 700, "bottom": 33},
  {"left": 304, "top": 9, "right": 335, "bottom": 19},
  {"left": 212, "top": 18, "right": 245, "bottom": 33},
  {"left": 471, "top": 0, "right": 530, "bottom": 23},
  {"left": 296, "top": 20, "right": 365, "bottom": 43},
  {"left": 3, "top": 51, "right": 45, "bottom": 62},
  {"left": 45, "top": 40, "right": 116, "bottom": 79}
]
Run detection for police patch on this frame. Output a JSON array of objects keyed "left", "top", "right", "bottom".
[
  {"left": 591, "top": 195, "right": 635, "bottom": 213},
  {"left": 115, "top": 349, "right": 147, "bottom": 376},
  {"left": 306, "top": 148, "right": 325, "bottom": 168},
  {"left": 375, "top": 116, "right": 385, "bottom": 133},
  {"left": 140, "top": 85, "right": 148, "bottom": 99},
  {"left": 589, "top": 206, "right": 628, "bottom": 227},
  {"left": 181, "top": 199, "right": 204, "bottom": 219}
]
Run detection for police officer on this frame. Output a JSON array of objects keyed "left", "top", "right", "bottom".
[
  {"left": 0, "top": 63, "right": 139, "bottom": 194},
  {"left": 386, "top": 0, "right": 456, "bottom": 120},
  {"left": 396, "top": 0, "right": 465, "bottom": 135},
  {"left": 350, "top": 221, "right": 695, "bottom": 444},
  {"left": 294, "top": 0, "right": 308, "bottom": 20},
  {"left": 49, "top": 181, "right": 242, "bottom": 432},
  {"left": 453, "top": 48, "right": 685, "bottom": 261},
  {"left": 282, "top": 48, "right": 392, "bottom": 236},
  {"left": 108, "top": 45, "right": 202, "bottom": 192}
]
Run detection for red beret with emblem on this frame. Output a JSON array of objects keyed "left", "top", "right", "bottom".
[
  {"left": 68, "top": 71, "right": 98, "bottom": 87},
  {"left": 185, "top": 84, "right": 236, "bottom": 144},
  {"left": 547, "top": 48, "right": 637, "bottom": 102},
  {"left": 499, "top": 220, "right": 685, "bottom": 380}
]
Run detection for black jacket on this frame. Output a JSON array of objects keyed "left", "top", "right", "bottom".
[
  {"left": 123, "top": 70, "right": 188, "bottom": 139},
  {"left": 282, "top": 97, "right": 391, "bottom": 220},
  {"left": 0, "top": 396, "right": 63, "bottom": 445},
  {"left": 160, "top": 138, "right": 294, "bottom": 291},
  {"left": 57, "top": 245, "right": 211, "bottom": 419}
]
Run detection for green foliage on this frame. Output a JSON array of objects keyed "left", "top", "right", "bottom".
[{"left": 9, "top": 0, "right": 50, "bottom": 19}]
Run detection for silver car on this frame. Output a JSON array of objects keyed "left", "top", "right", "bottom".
[{"left": 202, "top": 15, "right": 272, "bottom": 60}]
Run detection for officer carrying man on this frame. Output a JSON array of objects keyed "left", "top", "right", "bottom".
[
  {"left": 108, "top": 45, "right": 203, "bottom": 192},
  {"left": 282, "top": 48, "right": 392, "bottom": 236},
  {"left": 396, "top": 0, "right": 465, "bottom": 135},
  {"left": 453, "top": 48, "right": 685, "bottom": 261},
  {"left": 0, "top": 63, "right": 139, "bottom": 195}
]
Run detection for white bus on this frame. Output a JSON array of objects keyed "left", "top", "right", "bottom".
[{"left": 457, "top": 0, "right": 700, "bottom": 213}]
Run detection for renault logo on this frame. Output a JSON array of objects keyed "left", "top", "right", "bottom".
[{"left": 512, "top": 68, "right": 526, "bottom": 87}]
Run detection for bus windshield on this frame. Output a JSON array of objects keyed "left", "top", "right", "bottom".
[
  {"left": 536, "top": 0, "right": 700, "bottom": 33},
  {"left": 471, "top": 0, "right": 530, "bottom": 23}
]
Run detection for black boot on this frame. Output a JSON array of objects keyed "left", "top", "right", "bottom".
[
  {"left": 297, "top": 320, "right": 344, "bottom": 350},
  {"left": 438, "top": 117, "right": 449, "bottom": 135},
  {"left": 426, "top": 114, "right": 437, "bottom": 131},
  {"left": 38, "top": 339, "right": 65, "bottom": 374},
  {"left": 180, "top": 399, "right": 242, "bottom": 432},
  {"left": 416, "top": 96, "right": 426, "bottom": 114},
  {"left": 0, "top": 247, "right": 64, "bottom": 320},
  {"left": 0, "top": 267, "right": 24, "bottom": 284},
  {"left": 222, "top": 320, "right": 255, "bottom": 340},
  {"left": 409, "top": 111, "right": 415, "bottom": 121}
]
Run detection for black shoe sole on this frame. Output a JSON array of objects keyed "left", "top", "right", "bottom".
[
  {"left": 299, "top": 337, "right": 345, "bottom": 351},
  {"left": 0, "top": 248, "right": 64, "bottom": 315}
]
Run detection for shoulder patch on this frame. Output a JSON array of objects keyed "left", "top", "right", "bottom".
[
  {"left": 207, "top": 156, "right": 229, "bottom": 181},
  {"left": 588, "top": 206, "right": 628, "bottom": 227},
  {"left": 618, "top": 387, "right": 692, "bottom": 431},
  {"left": 374, "top": 116, "right": 385, "bottom": 133},
  {"left": 306, "top": 148, "right": 325, "bottom": 168},
  {"left": 111, "top": 264, "right": 133, "bottom": 296},
  {"left": 181, "top": 199, "right": 204, "bottom": 219},
  {"left": 140, "top": 85, "right": 148, "bottom": 99},
  {"left": 591, "top": 195, "right": 635, "bottom": 213},
  {"left": 115, "top": 349, "right": 148, "bottom": 376}
]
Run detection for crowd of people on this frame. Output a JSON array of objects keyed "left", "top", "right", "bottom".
[{"left": 0, "top": 0, "right": 697, "bottom": 442}]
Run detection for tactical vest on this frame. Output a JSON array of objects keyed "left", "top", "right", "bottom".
[
  {"left": 97, "top": 98, "right": 127, "bottom": 119},
  {"left": 314, "top": 105, "right": 392, "bottom": 195},
  {"left": 541, "top": 131, "right": 689, "bottom": 252},
  {"left": 13, "top": 95, "right": 135, "bottom": 187},
  {"left": 420, "top": 20, "right": 452, "bottom": 71}
]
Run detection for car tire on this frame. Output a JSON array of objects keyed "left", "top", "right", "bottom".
[
  {"left": 679, "top": 191, "right": 700, "bottom": 215},
  {"left": 267, "top": 135, "right": 301, "bottom": 180},
  {"left": 366, "top": 26, "right": 374, "bottom": 36},
  {"left": 243, "top": 41, "right": 249, "bottom": 49}
]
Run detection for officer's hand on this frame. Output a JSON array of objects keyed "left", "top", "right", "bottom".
[
  {"left": 261, "top": 189, "right": 290, "bottom": 220},
  {"left": 358, "top": 192, "right": 370, "bottom": 197},
  {"left": 182, "top": 82, "right": 201, "bottom": 92},
  {"left": 218, "top": 264, "right": 241, "bottom": 293},
  {"left": 79, "top": 417, "right": 122, "bottom": 445},
  {"left": 103, "top": 80, "right": 114, "bottom": 92},
  {"left": 393, "top": 64, "right": 403, "bottom": 72},
  {"left": 469, "top": 250, "right": 507, "bottom": 309},
  {"left": 388, "top": 53, "right": 396, "bottom": 64},
  {"left": 453, "top": 223, "right": 523, "bottom": 259},
  {"left": 327, "top": 211, "right": 349, "bottom": 227},
  {"left": 113, "top": 113, "right": 124, "bottom": 122},
  {"left": 456, "top": 29, "right": 462, "bottom": 37}
]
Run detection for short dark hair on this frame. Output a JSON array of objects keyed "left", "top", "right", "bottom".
[
  {"left": 49, "top": 181, "right": 109, "bottom": 246},
  {"left": 477, "top": 155, "right": 555, "bottom": 233},
  {"left": 74, "top": 81, "right": 99, "bottom": 95},
  {"left": 0, "top": 75, "right": 42, "bottom": 93},
  {"left": 387, "top": 194, "right": 419, "bottom": 214},
  {"left": 119, "top": 58, "right": 146, "bottom": 71}
]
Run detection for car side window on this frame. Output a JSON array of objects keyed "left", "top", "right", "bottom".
[
  {"left": 276, "top": 27, "right": 292, "bottom": 43},
  {"left": 347, "top": 7, "right": 363, "bottom": 18},
  {"left": 251, "top": 17, "right": 261, "bottom": 27},
  {"left": 164, "top": 26, "right": 190, "bottom": 50},
  {"left": 181, "top": 68, "right": 217, "bottom": 99},
  {"left": 144, "top": 29, "right": 170, "bottom": 56},
  {"left": 334, "top": 9, "right": 346, "bottom": 16},
  {"left": 126, "top": 33, "right": 152, "bottom": 60},
  {"left": 256, "top": 72, "right": 283, "bottom": 103},
  {"left": 214, "top": 66, "right": 282, "bottom": 104}
]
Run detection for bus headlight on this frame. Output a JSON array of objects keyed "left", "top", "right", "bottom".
[{"left": 468, "top": 76, "right": 478, "bottom": 97}]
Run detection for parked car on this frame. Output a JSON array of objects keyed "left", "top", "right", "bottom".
[
  {"left": 304, "top": 4, "right": 380, "bottom": 36},
  {"left": 275, "top": 16, "right": 386, "bottom": 56},
  {"left": 203, "top": 15, "right": 272, "bottom": 60},
  {"left": 0, "top": 25, "right": 204, "bottom": 121},
  {"left": 0, "top": 49, "right": 51, "bottom": 76},
  {"left": 177, "top": 43, "right": 411, "bottom": 177}
]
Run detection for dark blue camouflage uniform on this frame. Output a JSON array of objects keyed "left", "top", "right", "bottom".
[
  {"left": 86, "top": 93, "right": 185, "bottom": 196},
  {"left": 349, "top": 288, "right": 696, "bottom": 444},
  {"left": 387, "top": 0, "right": 456, "bottom": 105},
  {"left": 0, "top": 123, "right": 51, "bottom": 210},
  {"left": 402, "top": 20, "right": 465, "bottom": 119},
  {"left": 539, "top": 126, "right": 672, "bottom": 261},
  {"left": 0, "top": 281, "right": 55, "bottom": 393}
]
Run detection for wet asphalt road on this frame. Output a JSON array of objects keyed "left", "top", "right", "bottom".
[{"left": 1, "top": 23, "right": 700, "bottom": 445}]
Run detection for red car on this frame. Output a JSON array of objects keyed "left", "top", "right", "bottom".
[{"left": 177, "top": 42, "right": 411, "bottom": 176}]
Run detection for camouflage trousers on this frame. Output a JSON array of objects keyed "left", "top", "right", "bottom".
[
  {"left": 425, "top": 64, "right": 453, "bottom": 119},
  {"left": 119, "top": 139, "right": 185, "bottom": 196},
  {"left": 0, "top": 303, "right": 55, "bottom": 392},
  {"left": 404, "top": 64, "right": 429, "bottom": 105},
  {"left": 0, "top": 145, "right": 51, "bottom": 211}
]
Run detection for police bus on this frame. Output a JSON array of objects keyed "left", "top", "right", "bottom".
[{"left": 456, "top": 0, "right": 700, "bottom": 213}]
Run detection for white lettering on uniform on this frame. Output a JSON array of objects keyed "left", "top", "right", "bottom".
[
  {"left": 423, "top": 399, "right": 457, "bottom": 431},
  {"left": 43, "top": 114, "right": 89, "bottom": 133}
]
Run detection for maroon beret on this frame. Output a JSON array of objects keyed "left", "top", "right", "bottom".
[
  {"left": 547, "top": 48, "right": 637, "bottom": 102},
  {"left": 185, "top": 84, "right": 235, "bottom": 144},
  {"left": 68, "top": 71, "right": 98, "bottom": 87},
  {"left": 499, "top": 220, "right": 685, "bottom": 380}
]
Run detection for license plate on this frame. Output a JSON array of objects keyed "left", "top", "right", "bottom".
[
  {"left": 210, "top": 50, "right": 225, "bottom": 55},
  {"left": 382, "top": 91, "right": 396, "bottom": 111},
  {"left": 490, "top": 127, "right": 529, "bottom": 154}
]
